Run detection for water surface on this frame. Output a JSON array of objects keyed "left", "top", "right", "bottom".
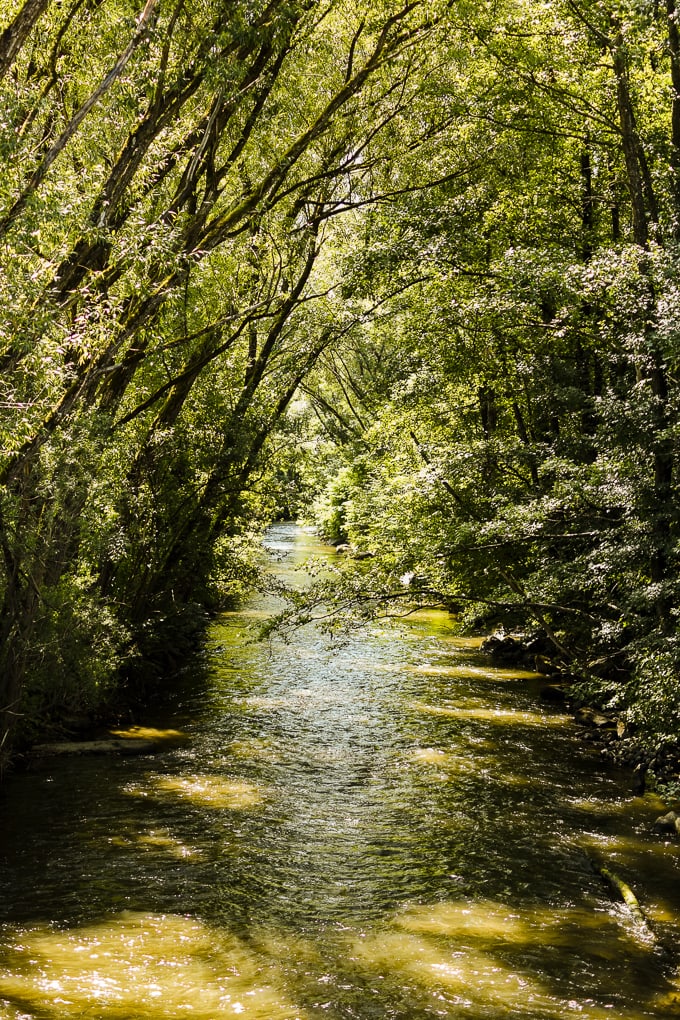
[{"left": 1, "top": 524, "right": 679, "bottom": 1018}]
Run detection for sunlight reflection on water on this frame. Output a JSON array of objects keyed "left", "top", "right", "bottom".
[{"left": 1, "top": 524, "right": 680, "bottom": 1019}]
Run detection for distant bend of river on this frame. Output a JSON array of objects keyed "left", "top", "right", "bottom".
[{"left": 1, "top": 522, "right": 680, "bottom": 1019}]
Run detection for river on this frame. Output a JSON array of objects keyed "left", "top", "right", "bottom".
[{"left": 1, "top": 523, "right": 679, "bottom": 1019}]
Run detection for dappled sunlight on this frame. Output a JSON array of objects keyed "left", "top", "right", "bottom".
[
  {"left": 443, "top": 635, "right": 485, "bottom": 649},
  {"left": 3, "top": 526, "right": 680, "bottom": 1019},
  {"left": 452, "top": 706, "right": 571, "bottom": 727},
  {"left": 346, "top": 926, "right": 581, "bottom": 1018},
  {"left": 0, "top": 913, "right": 308, "bottom": 1019},
  {"left": 411, "top": 699, "right": 571, "bottom": 727},
  {"left": 397, "top": 898, "right": 537, "bottom": 942},
  {"left": 345, "top": 899, "right": 666, "bottom": 1019},
  {"left": 646, "top": 902, "right": 680, "bottom": 925},
  {"left": 228, "top": 737, "right": 280, "bottom": 762},
  {"left": 574, "top": 831, "right": 680, "bottom": 930},
  {"left": 397, "top": 609, "right": 471, "bottom": 637},
  {"left": 109, "top": 829, "right": 203, "bottom": 860},
  {"left": 491, "top": 666, "right": 545, "bottom": 681},
  {"left": 395, "top": 898, "right": 635, "bottom": 946},
  {"left": 408, "top": 661, "right": 539, "bottom": 681},
  {"left": 566, "top": 793, "right": 675, "bottom": 829},
  {"left": 109, "top": 726, "right": 190, "bottom": 747},
  {"left": 125, "top": 774, "right": 266, "bottom": 810},
  {"left": 410, "top": 746, "right": 495, "bottom": 774},
  {"left": 577, "top": 829, "right": 676, "bottom": 860},
  {"left": 565, "top": 795, "right": 641, "bottom": 816},
  {"left": 654, "top": 989, "right": 680, "bottom": 1018}
]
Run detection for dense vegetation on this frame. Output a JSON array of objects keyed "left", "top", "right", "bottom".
[{"left": 1, "top": 0, "right": 680, "bottom": 764}]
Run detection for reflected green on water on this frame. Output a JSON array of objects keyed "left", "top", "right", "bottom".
[{"left": 1, "top": 524, "right": 680, "bottom": 1019}]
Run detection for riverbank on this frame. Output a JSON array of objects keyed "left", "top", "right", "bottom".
[{"left": 481, "top": 631, "right": 680, "bottom": 804}]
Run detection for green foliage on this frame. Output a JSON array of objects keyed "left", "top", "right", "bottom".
[
  {"left": 3, "top": 0, "right": 680, "bottom": 761},
  {"left": 297, "top": 0, "right": 680, "bottom": 749},
  {"left": 312, "top": 459, "right": 369, "bottom": 545},
  {"left": 16, "top": 574, "right": 129, "bottom": 743},
  {"left": 0, "top": 0, "right": 454, "bottom": 761}
]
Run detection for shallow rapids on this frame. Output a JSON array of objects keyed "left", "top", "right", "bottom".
[{"left": 1, "top": 523, "right": 680, "bottom": 1018}]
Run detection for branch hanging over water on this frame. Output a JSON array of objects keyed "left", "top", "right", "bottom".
[{"left": 255, "top": 559, "right": 590, "bottom": 647}]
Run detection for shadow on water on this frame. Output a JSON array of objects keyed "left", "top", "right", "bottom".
[{"left": 1, "top": 523, "right": 680, "bottom": 1018}]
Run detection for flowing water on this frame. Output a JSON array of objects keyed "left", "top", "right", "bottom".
[{"left": 1, "top": 523, "right": 680, "bottom": 1019}]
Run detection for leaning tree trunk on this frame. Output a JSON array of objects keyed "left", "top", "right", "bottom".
[{"left": 610, "top": 21, "right": 675, "bottom": 629}]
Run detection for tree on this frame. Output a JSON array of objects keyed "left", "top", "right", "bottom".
[
  {"left": 0, "top": 0, "right": 458, "bottom": 760},
  {"left": 301, "top": 0, "right": 680, "bottom": 744}
]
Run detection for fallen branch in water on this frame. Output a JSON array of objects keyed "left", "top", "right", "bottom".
[{"left": 594, "top": 862, "right": 648, "bottom": 929}]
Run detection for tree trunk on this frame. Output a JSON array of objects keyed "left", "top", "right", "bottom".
[
  {"left": 666, "top": 0, "right": 680, "bottom": 235},
  {"left": 610, "top": 23, "right": 674, "bottom": 628},
  {"left": 0, "top": 0, "right": 50, "bottom": 85}
]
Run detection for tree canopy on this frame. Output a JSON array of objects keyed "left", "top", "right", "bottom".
[{"left": 1, "top": 0, "right": 680, "bottom": 762}]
